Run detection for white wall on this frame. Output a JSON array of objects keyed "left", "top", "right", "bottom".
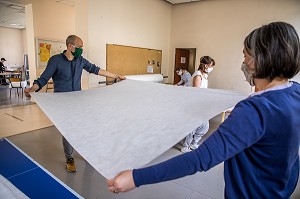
[
  {"left": 86, "top": 0, "right": 172, "bottom": 88},
  {"left": 0, "top": 26, "right": 24, "bottom": 68},
  {"left": 170, "top": 0, "right": 300, "bottom": 94}
]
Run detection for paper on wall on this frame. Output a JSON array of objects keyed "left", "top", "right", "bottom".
[{"left": 31, "top": 80, "right": 245, "bottom": 179}]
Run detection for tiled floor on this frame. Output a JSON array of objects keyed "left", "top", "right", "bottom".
[{"left": 0, "top": 104, "right": 53, "bottom": 138}]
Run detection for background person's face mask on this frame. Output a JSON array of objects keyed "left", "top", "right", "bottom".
[
  {"left": 241, "top": 58, "right": 255, "bottom": 86},
  {"left": 71, "top": 44, "right": 83, "bottom": 57},
  {"left": 205, "top": 67, "right": 214, "bottom": 73}
]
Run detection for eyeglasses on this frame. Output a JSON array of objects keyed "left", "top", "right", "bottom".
[{"left": 71, "top": 44, "right": 83, "bottom": 49}]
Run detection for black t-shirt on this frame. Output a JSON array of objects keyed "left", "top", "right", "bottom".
[{"left": 0, "top": 62, "right": 4, "bottom": 72}]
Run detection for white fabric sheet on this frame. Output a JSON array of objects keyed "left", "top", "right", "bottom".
[
  {"left": 0, "top": 174, "right": 29, "bottom": 199},
  {"left": 31, "top": 80, "right": 246, "bottom": 179}
]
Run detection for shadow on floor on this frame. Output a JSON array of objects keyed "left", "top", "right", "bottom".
[{"left": 0, "top": 85, "right": 34, "bottom": 109}]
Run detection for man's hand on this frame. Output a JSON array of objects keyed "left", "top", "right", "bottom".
[
  {"left": 107, "top": 170, "right": 136, "bottom": 194},
  {"left": 115, "top": 75, "right": 126, "bottom": 82},
  {"left": 24, "top": 84, "right": 39, "bottom": 99},
  {"left": 24, "top": 88, "right": 33, "bottom": 99},
  {"left": 98, "top": 69, "right": 126, "bottom": 81},
  {"left": 118, "top": 75, "right": 126, "bottom": 81}
]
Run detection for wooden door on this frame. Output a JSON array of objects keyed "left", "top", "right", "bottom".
[{"left": 174, "top": 48, "right": 190, "bottom": 84}]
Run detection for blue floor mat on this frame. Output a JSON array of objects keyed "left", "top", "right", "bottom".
[{"left": 0, "top": 138, "right": 82, "bottom": 199}]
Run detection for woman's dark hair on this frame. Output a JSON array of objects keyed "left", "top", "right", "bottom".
[
  {"left": 244, "top": 22, "right": 300, "bottom": 80},
  {"left": 198, "top": 56, "right": 215, "bottom": 71},
  {"left": 176, "top": 67, "right": 184, "bottom": 72}
]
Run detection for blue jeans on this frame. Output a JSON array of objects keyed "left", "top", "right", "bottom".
[
  {"left": 62, "top": 136, "right": 73, "bottom": 160},
  {"left": 183, "top": 121, "right": 209, "bottom": 148}
]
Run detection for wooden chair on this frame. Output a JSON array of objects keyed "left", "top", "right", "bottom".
[
  {"left": 221, "top": 108, "right": 233, "bottom": 122},
  {"left": 9, "top": 77, "right": 25, "bottom": 98},
  {"left": 46, "top": 79, "right": 54, "bottom": 92}
]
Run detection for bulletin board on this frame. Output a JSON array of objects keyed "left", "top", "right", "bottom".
[
  {"left": 106, "top": 44, "right": 162, "bottom": 80},
  {"left": 36, "top": 38, "right": 65, "bottom": 68}
]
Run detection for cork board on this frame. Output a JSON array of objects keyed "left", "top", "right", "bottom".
[{"left": 106, "top": 44, "right": 162, "bottom": 81}]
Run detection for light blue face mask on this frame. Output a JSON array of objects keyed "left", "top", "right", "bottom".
[{"left": 241, "top": 58, "right": 255, "bottom": 86}]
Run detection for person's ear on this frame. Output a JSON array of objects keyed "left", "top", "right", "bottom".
[{"left": 67, "top": 43, "right": 72, "bottom": 50}]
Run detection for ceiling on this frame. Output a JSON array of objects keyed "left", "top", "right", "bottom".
[
  {"left": 0, "top": 0, "right": 75, "bottom": 29},
  {"left": 165, "top": 0, "right": 202, "bottom": 4},
  {"left": 0, "top": 0, "right": 27, "bottom": 29},
  {"left": 0, "top": 0, "right": 201, "bottom": 30}
]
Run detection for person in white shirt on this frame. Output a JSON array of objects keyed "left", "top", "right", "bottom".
[{"left": 181, "top": 56, "right": 215, "bottom": 153}]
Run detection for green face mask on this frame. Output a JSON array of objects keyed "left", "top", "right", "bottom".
[{"left": 71, "top": 45, "right": 83, "bottom": 57}]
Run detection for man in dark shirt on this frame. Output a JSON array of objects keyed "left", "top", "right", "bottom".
[
  {"left": 25, "top": 35, "right": 125, "bottom": 173},
  {"left": 0, "top": 58, "right": 7, "bottom": 85}
]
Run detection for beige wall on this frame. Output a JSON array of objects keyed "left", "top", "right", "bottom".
[
  {"left": 26, "top": 0, "right": 75, "bottom": 86},
  {"left": 22, "top": 29, "right": 27, "bottom": 54},
  {"left": 32, "top": 0, "right": 75, "bottom": 40},
  {"left": 25, "top": 4, "right": 35, "bottom": 86},
  {"left": 24, "top": 0, "right": 300, "bottom": 91},
  {"left": 75, "top": 0, "right": 89, "bottom": 90},
  {"left": 0, "top": 27, "right": 24, "bottom": 67},
  {"left": 170, "top": 0, "right": 300, "bottom": 94},
  {"left": 86, "top": 0, "right": 172, "bottom": 88}
]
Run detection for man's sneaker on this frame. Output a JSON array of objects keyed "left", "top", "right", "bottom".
[
  {"left": 181, "top": 147, "right": 191, "bottom": 153},
  {"left": 190, "top": 144, "right": 199, "bottom": 150},
  {"left": 66, "top": 158, "right": 77, "bottom": 173}
]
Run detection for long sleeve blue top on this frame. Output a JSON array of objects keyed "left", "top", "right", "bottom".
[
  {"left": 34, "top": 51, "right": 100, "bottom": 92},
  {"left": 133, "top": 82, "right": 300, "bottom": 199}
]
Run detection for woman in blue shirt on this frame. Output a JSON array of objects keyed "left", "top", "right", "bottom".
[{"left": 107, "top": 22, "right": 300, "bottom": 198}]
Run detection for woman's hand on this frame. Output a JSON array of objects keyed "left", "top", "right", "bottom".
[{"left": 107, "top": 170, "right": 136, "bottom": 194}]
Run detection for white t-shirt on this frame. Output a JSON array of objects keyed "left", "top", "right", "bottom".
[{"left": 189, "top": 70, "right": 208, "bottom": 88}]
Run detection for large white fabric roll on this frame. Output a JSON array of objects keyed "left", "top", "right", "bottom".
[{"left": 125, "top": 74, "right": 163, "bottom": 83}]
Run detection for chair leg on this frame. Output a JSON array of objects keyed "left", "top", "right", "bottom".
[
  {"left": 221, "top": 112, "right": 225, "bottom": 123},
  {"left": 10, "top": 88, "right": 12, "bottom": 99}
]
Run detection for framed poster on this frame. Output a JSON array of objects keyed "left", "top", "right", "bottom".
[{"left": 36, "top": 38, "right": 65, "bottom": 68}]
